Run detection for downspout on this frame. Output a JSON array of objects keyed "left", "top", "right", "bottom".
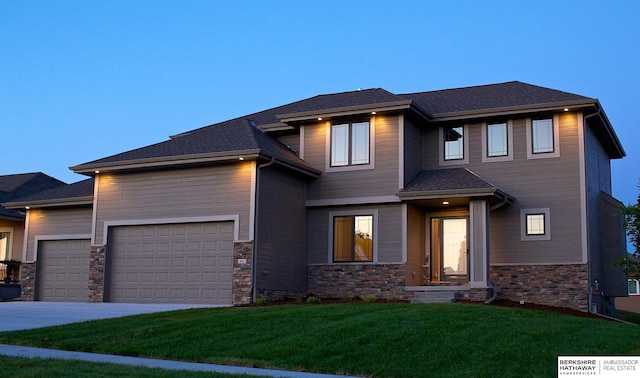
[{"left": 252, "top": 156, "right": 276, "bottom": 303}]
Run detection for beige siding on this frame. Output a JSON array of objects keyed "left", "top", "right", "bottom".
[
  {"left": 305, "top": 115, "right": 401, "bottom": 200},
  {"left": 307, "top": 204, "right": 403, "bottom": 264},
  {"left": 275, "top": 133, "right": 300, "bottom": 156},
  {"left": 406, "top": 204, "right": 424, "bottom": 286},
  {"left": 256, "top": 166, "right": 308, "bottom": 294},
  {"left": 25, "top": 208, "right": 93, "bottom": 261},
  {"left": 422, "top": 113, "right": 584, "bottom": 264},
  {"left": 94, "top": 164, "right": 253, "bottom": 243}
]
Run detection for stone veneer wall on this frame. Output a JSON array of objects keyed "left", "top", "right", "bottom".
[
  {"left": 491, "top": 264, "right": 589, "bottom": 311},
  {"left": 233, "top": 241, "right": 253, "bottom": 305},
  {"left": 89, "top": 245, "right": 106, "bottom": 302},
  {"left": 308, "top": 263, "right": 408, "bottom": 299},
  {"left": 19, "top": 263, "right": 36, "bottom": 301}
]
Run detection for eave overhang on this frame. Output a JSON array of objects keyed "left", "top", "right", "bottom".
[
  {"left": 3, "top": 196, "right": 94, "bottom": 210},
  {"left": 70, "top": 149, "right": 321, "bottom": 178},
  {"left": 276, "top": 99, "right": 420, "bottom": 123}
]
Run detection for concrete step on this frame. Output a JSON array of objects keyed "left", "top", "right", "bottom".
[{"left": 410, "top": 291, "right": 457, "bottom": 304}]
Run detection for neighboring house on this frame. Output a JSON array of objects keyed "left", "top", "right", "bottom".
[
  {"left": 0, "top": 173, "right": 66, "bottom": 299},
  {"left": 616, "top": 279, "right": 640, "bottom": 313},
  {"left": 3, "top": 81, "right": 627, "bottom": 314}
]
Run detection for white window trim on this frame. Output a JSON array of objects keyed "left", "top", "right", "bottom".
[
  {"left": 521, "top": 208, "right": 551, "bottom": 241},
  {"left": 328, "top": 209, "right": 378, "bottom": 263},
  {"left": 481, "top": 120, "right": 514, "bottom": 162},
  {"left": 0, "top": 227, "right": 14, "bottom": 261},
  {"left": 526, "top": 115, "right": 560, "bottom": 159},
  {"left": 439, "top": 124, "right": 469, "bottom": 166},
  {"left": 325, "top": 118, "right": 376, "bottom": 173},
  {"left": 629, "top": 279, "right": 640, "bottom": 296}
]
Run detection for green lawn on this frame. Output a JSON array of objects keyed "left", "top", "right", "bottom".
[{"left": 1, "top": 303, "right": 639, "bottom": 377}]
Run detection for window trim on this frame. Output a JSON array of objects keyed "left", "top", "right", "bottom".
[
  {"left": 629, "top": 279, "right": 640, "bottom": 296},
  {"left": 526, "top": 115, "right": 560, "bottom": 159},
  {"left": 521, "top": 208, "right": 551, "bottom": 241},
  {"left": 481, "top": 120, "right": 514, "bottom": 162},
  {"left": 325, "top": 118, "right": 375, "bottom": 172},
  {"left": 328, "top": 209, "right": 378, "bottom": 263},
  {"left": 439, "top": 124, "right": 469, "bottom": 166},
  {"left": 0, "top": 228, "right": 14, "bottom": 261}
]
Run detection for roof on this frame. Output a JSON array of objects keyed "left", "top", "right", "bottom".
[
  {"left": 0, "top": 173, "right": 67, "bottom": 220},
  {"left": 398, "top": 168, "right": 514, "bottom": 206},
  {"left": 3, "top": 178, "right": 94, "bottom": 210},
  {"left": 70, "top": 81, "right": 624, "bottom": 176}
]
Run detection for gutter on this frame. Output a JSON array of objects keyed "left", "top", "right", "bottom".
[{"left": 252, "top": 157, "right": 276, "bottom": 303}]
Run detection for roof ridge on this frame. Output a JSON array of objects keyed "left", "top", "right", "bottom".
[{"left": 400, "top": 81, "right": 519, "bottom": 96}]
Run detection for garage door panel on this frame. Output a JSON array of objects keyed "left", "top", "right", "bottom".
[
  {"left": 37, "top": 239, "right": 91, "bottom": 302},
  {"left": 109, "top": 222, "right": 233, "bottom": 304}
]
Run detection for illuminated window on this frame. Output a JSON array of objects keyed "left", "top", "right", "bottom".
[
  {"left": 0, "top": 231, "right": 11, "bottom": 261},
  {"left": 331, "top": 121, "right": 370, "bottom": 167},
  {"left": 333, "top": 215, "right": 373, "bottom": 262},
  {"left": 521, "top": 208, "right": 551, "bottom": 241}
]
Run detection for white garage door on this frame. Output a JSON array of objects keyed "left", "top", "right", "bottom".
[
  {"left": 37, "top": 239, "right": 91, "bottom": 302},
  {"left": 108, "top": 222, "right": 234, "bottom": 304}
]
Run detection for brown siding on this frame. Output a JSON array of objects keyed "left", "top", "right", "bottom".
[
  {"left": 422, "top": 113, "right": 584, "bottom": 264},
  {"left": 255, "top": 165, "right": 308, "bottom": 295},
  {"left": 25, "top": 208, "right": 93, "bottom": 261},
  {"left": 94, "top": 164, "right": 253, "bottom": 243},
  {"left": 305, "top": 115, "right": 401, "bottom": 200},
  {"left": 406, "top": 204, "right": 424, "bottom": 286},
  {"left": 0, "top": 220, "right": 24, "bottom": 261}
]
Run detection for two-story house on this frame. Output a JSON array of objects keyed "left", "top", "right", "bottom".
[{"left": 4, "top": 81, "right": 627, "bottom": 313}]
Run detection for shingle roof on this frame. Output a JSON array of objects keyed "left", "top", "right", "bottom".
[
  {"left": 0, "top": 173, "right": 66, "bottom": 219},
  {"left": 401, "top": 168, "right": 498, "bottom": 194},
  {"left": 400, "top": 81, "right": 592, "bottom": 116},
  {"left": 5, "top": 178, "right": 94, "bottom": 207}
]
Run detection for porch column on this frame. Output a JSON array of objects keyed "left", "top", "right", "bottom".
[{"left": 469, "top": 200, "right": 490, "bottom": 287}]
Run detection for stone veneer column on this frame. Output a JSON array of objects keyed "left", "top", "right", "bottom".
[
  {"left": 19, "top": 263, "right": 36, "bottom": 301},
  {"left": 233, "top": 241, "right": 253, "bottom": 305},
  {"left": 88, "top": 245, "right": 106, "bottom": 302}
]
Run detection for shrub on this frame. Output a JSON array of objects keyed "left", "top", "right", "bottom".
[
  {"left": 306, "top": 296, "right": 321, "bottom": 304},
  {"left": 387, "top": 296, "right": 399, "bottom": 303},
  {"left": 362, "top": 295, "right": 377, "bottom": 303},
  {"left": 255, "top": 297, "right": 268, "bottom": 306}
]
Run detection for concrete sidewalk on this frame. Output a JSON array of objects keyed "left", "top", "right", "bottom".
[{"left": 0, "top": 344, "right": 352, "bottom": 377}]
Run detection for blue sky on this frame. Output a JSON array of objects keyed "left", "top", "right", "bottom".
[{"left": 2, "top": 0, "right": 639, "bottom": 210}]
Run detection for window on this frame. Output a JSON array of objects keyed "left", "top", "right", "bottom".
[
  {"left": 0, "top": 231, "right": 11, "bottom": 261},
  {"left": 331, "top": 121, "right": 370, "bottom": 167},
  {"left": 487, "top": 122, "right": 508, "bottom": 157},
  {"left": 629, "top": 280, "right": 640, "bottom": 296},
  {"left": 333, "top": 215, "right": 373, "bottom": 262},
  {"left": 444, "top": 126, "right": 464, "bottom": 160},
  {"left": 532, "top": 118, "right": 554, "bottom": 153},
  {"left": 526, "top": 115, "right": 560, "bottom": 159},
  {"left": 521, "top": 208, "right": 551, "bottom": 241}
]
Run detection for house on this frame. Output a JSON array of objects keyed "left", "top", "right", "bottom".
[
  {"left": 3, "top": 81, "right": 627, "bottom": 314},
  {"left": 0, "top": 173, "right": 66, "bottom": 298},
  {"left": 616, "top": 279, "right": 640, "bottom": 313}
]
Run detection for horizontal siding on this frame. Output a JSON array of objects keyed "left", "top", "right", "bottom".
[
  {"left": 306, "top": 115, "right": 401, "bottom": 200},
  {"left": 307, "top": 204, "right": 403, "bottom": 264},
  {"left": 404, "top": 115, "right": 423, "bottom": 187},
  {"left": 25, "top": 207, "right": 93, "bottom": 261},
  {"left": 422, "top": 113, "right": 583, "bottom": 264},
  {"left": 275, "top": 134, "right": 300, "bottom": 156},
  {"left": 406, "top": 204, "right": 424, "bottom": 285},
  {"left": 95, "top": 164, "right": 253, "bottom": 244}
]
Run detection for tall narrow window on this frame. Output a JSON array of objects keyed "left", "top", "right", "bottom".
[
  {"left": 331, "top": 121, "right": 370, "bottom": 167},
  {"left": 333, "top": 215, "right": 373, "bottom": 262},
  {"left": 444, "top": 126, "right": 464, "bottom": 160},
  {"left": 0, "top": 231, "right": 10, "bottom": 261},
  {"left": 532, "top": 118, "right": 554, "bottom": 153},
  {"left": 487, "top": 122, "right": 508, "bottom": 157}
]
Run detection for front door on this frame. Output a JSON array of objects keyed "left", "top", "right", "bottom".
[{"left": 431, "top": 217, "right": 469, "bottom": 282}]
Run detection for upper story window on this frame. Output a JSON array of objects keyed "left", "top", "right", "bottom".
[
  {"left": 444, "top": 126, "right": 464, "bottom": 160},
  {"left": 482, "top": 121, "right": 513, "bottom": 162},
  {"left": 439, "top": 125, "right": 469, "bottom": 166},
  {"left": 330, "top": 121, "right": 370, "bottom": 167},
  {"left": 526, "top": 115, "right": 560, "bottom": 159}
]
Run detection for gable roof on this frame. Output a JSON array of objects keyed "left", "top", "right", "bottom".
[
  {"left": 70, "top": 81, "right": 625, "bottom": 176},
  {"left": 3, "top": 178, "right": 94, "bottom": 210},
  {"left": 0, "top": 173, "right": 66, "bottom": 220}
]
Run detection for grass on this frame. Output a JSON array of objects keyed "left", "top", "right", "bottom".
[{"left": 1, "top": 303, "right": 639, "bottom": 377}]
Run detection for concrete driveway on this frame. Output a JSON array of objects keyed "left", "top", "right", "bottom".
[{"left": 0, "top": 302, "right": 226, "bottom": 332}]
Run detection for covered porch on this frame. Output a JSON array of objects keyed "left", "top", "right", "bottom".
[{"left": 399, "top": 168, "right": 514, "bottom": 296}]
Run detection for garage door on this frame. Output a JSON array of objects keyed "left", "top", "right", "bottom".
[
  {"left": 37, "top": 239, "right": 91, "bottom": 302},
  {"left": 108, "top": 222, "right": 234, "bottom": 304}
]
